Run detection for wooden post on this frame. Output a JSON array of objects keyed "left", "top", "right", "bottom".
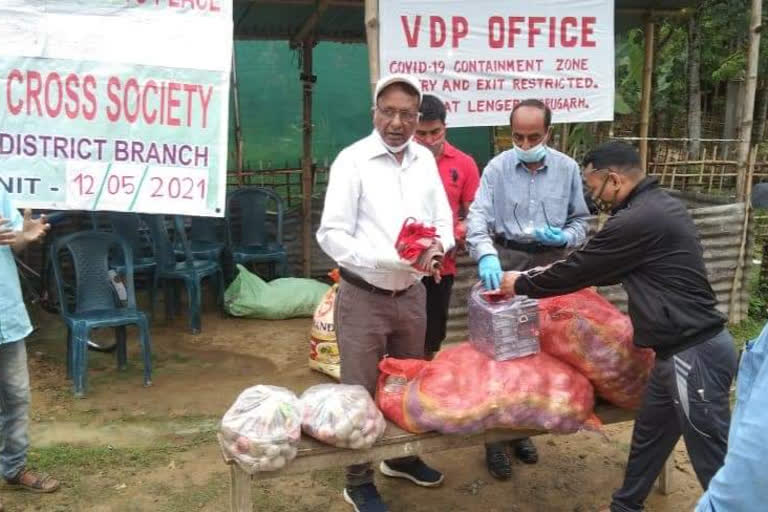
[
  {"left": 698, "top": 146, "right": 707, "bottom": 187},
  {"left": 364, "top": 0, "right": 381, "bottom": 97},
  {"left": 560, "top": 123, "right": 570, "bottom": 154},
  {"left": 230, "top": 464, "right": 252, "bottom": 512},
  {"left": 291, "top": 0, "right": 330, "bottom": 45},
  {"left": 231, "top": 49, "right": 244, "bottom": 186},
  {"left": 660, "top": 150, "right": 672, "bottom": 187},
  {"left": 670, "top": 150, "right": 678, "bottom": 190},
  {"left": 736, "top": 0, "right": 763, "bottom": 201},
  {"left": 729, "top": 146, "right": 758, "bottom": 323},
  {"left": 301, "top": 41, "right": 315, "bottom": 277},
  {"left": 639, "top": 15, "right": 655, "bottom": 171},
  {"left": 718, "top": 151, "right": 726, "bottom": 192},
  {"left": 656, "top": 455, "right": 674, "bottom": 495},
  {"left": 708, "top": 145, "right": 718, "bottom": 194}
]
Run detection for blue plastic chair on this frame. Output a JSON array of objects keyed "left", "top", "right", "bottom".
[
  {"left": 50, "top": 230, "right": 152, "bottom": 397},
  {"left": 174, "top": 216, "right": 225, "bottom": 262},
  {"left": 226, "top": 187, "right": 288, "bottom": 279},
  {"left": 142, "top": 214, "right": 224, "bottom": 334},
  {"left": 91, "top": 212, "right": 158, "bottom": 319}
]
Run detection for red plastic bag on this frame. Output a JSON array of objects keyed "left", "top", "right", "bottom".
[
  {"left": 394, "top": 218, "right": 443, "bottom": 274},
  {"left": 394, "top": 217, "right": 436, "bottom": 261},
  {"left": 377, "top": 344, "right": 600, "bottom": 435},
  {"left": 538, "top": 289, "right": 655, "bottom": 409}
]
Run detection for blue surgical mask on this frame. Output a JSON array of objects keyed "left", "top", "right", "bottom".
[{"left": 514, "top": 143, "right": 547, "bottom": 164}]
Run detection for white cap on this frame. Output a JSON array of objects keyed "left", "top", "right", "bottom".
[{"left": 373, "top": 74, "right": 422, "bottom": 104}]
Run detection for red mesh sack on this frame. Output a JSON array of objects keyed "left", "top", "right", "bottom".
[
  {"left": 406, "top": 344, "right": 495, "bottom": 433},
  {"left": 376, "top": 358, "right": 428, "bottom": 433},
  {"left": 377, "top": 344, "right": 600, "bottom": 435},
  {"left": 538, "top": 288, "right": 655, "bottom": 409}
]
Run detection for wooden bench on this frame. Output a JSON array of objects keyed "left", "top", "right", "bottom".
[{"left": 224, "top": 404, "right": 673, "bottom": 511}]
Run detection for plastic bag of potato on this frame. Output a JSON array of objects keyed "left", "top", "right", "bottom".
[
  {"left": 300, "top": 384, "right": 386, "bottom": 449},
  {"left": 218, "top": 385, "right": 301, "bottom": 474}
]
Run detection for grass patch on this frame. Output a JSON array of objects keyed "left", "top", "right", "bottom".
[
  {"left": 310, "top": 467, "right": 344, "bottom": 489},
  {"left": 26, "top": 443, "right": 167, "bottom": 492},
  {"left": 729, "top": 318, "right": 764, "bottom": 349},
  {"left": 252, "top": 482, "right": 323, "bottom": 512},
  {"left": 156, "top": 475, "right": 229, "bottom": 512},
  {"left": 732, "top": 260, "right": 767, "bottom": 349},
  {"left": 16, "top": 437, "right": 227, "bottom": 511},
  {"left": 111, "top": 412, "right": 219, "bottom": 427},
  {"left": 28, "top": 434, "right": 216, "bottom": 480},
  {"left": 148, "top": 473, "right": 313, "bottom": 512}
]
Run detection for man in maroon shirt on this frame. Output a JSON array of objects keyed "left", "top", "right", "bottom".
[{"left": 415, "top": 94, "right": 480, "bottom": 359}]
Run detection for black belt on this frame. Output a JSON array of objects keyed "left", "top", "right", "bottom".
[
  {"left": 339, "top": 268, "right": 413, "bottom": 297},
  {"left": 494, "top": 236, "right": 554, "bottom": 253}
]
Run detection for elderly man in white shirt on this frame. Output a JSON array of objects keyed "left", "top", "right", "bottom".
[{"left": 317, "top": 74, "right": 454, "bottom": 512}]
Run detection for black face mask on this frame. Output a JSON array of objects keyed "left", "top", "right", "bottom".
[{"left": 591, "top": 174, "right": 619, "bottom": 214}]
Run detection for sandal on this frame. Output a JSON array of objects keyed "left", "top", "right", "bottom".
[{"left": 5, "top": 468, "right": 60, "bottom": 493}]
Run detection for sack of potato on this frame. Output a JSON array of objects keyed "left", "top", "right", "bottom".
[{"left": 309, "top": 270, "right": 341, "bottom": 380}]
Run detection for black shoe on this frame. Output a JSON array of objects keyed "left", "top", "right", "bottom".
[
  {"left": 512, "top": 438, "right": 539, "bottom": 464},
  {"left": 343, "top": 483, "right": 389, "bottom": 512},
  {"left": 485, "top": 443, "right": 512, "bottom": 480},
  {"left": 380, "top": 458, "right": 444, "bottom": 487}
]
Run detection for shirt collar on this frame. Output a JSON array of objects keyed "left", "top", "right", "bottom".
[
  {"left": 364, "top": 130, "right": 418, "bottom": 164},
  {"left": 611, "top": 176, "right": 659, "bottom": 214},
  {"left": 440, "top": 141, "right": 457, "bottom": 159},
  {"left": 514, "top": 151, "right": 549, "bottom": 174}
]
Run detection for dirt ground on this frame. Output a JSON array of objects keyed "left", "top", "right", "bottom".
[{"left": 2, "top": 303, "right": 705, "bottom": 512}]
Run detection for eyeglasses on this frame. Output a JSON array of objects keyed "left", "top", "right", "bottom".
[
  {"left": 374, "top": 106, "right": 421, "bottom": 123},
  {"left": 583, "top": 167, "right": 613, "bottom": 177},
  {"left": 583, "top": 167, "right": 613, "bottom": 198},
  {"left": 512, "top": 202, "right": 553, "bottom": 233}
]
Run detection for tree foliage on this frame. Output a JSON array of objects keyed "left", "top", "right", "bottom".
[{"left": 614, "top": 0, "right": 766, "bottom": 124}]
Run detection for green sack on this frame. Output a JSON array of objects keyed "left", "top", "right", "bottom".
[{"left": 224, "top": 264, "right": 330, "bottom": 320}]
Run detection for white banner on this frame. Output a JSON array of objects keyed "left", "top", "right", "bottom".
[
  {"left": 0, "top": 1, "right": 232, "bottom": 216},
  {"left": 379, "top": 0, "right": 614, "bottom": 127}
]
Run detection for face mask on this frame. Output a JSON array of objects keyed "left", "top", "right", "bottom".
[
  {"left": 374, "top": 128, "right": 412, "bottom": 154},
  {"left": 418, "top": 138, "right": 444, "bottom": 158},
  {"left": 415, "top": 129, "right": 446, "bottom": 158},
  {"left": 514, "top": 143, "right": 547, "bottom": 163},
  {"left": 591, "top": 174, "right": 620, "bottom": 213}
]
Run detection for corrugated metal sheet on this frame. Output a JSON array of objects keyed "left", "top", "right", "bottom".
[
  {"left": 444, "top": 201, "right": 752, "bottom": 342},
  {"left": 286, "top": 190, "right": 752, "bottom": 343}
]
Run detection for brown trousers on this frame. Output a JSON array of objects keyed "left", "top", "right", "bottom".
[{"left": 335, "top": 278, "right": 427, "bottom": 487}]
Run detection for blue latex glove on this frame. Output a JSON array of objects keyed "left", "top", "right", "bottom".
[
  {"left": 478, "top": 254, "right": 503, "bottom": 290},
  {"left": 534, "top": 227, "right": 569, "bottom": 247}
]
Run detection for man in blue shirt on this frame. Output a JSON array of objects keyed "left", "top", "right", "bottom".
[
  {"left": 696, "top": 321, "right": 768, "bottom": 511},
  {"left": 0, "top": 188, "right": 60, "bottom": 510},
  {"left": 466, "top": 99, "right": 589, "bottom": 479}
]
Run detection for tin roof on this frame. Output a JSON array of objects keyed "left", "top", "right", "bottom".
[{"left": 233, "top": 0, "right": 696, "bottom": 43}]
